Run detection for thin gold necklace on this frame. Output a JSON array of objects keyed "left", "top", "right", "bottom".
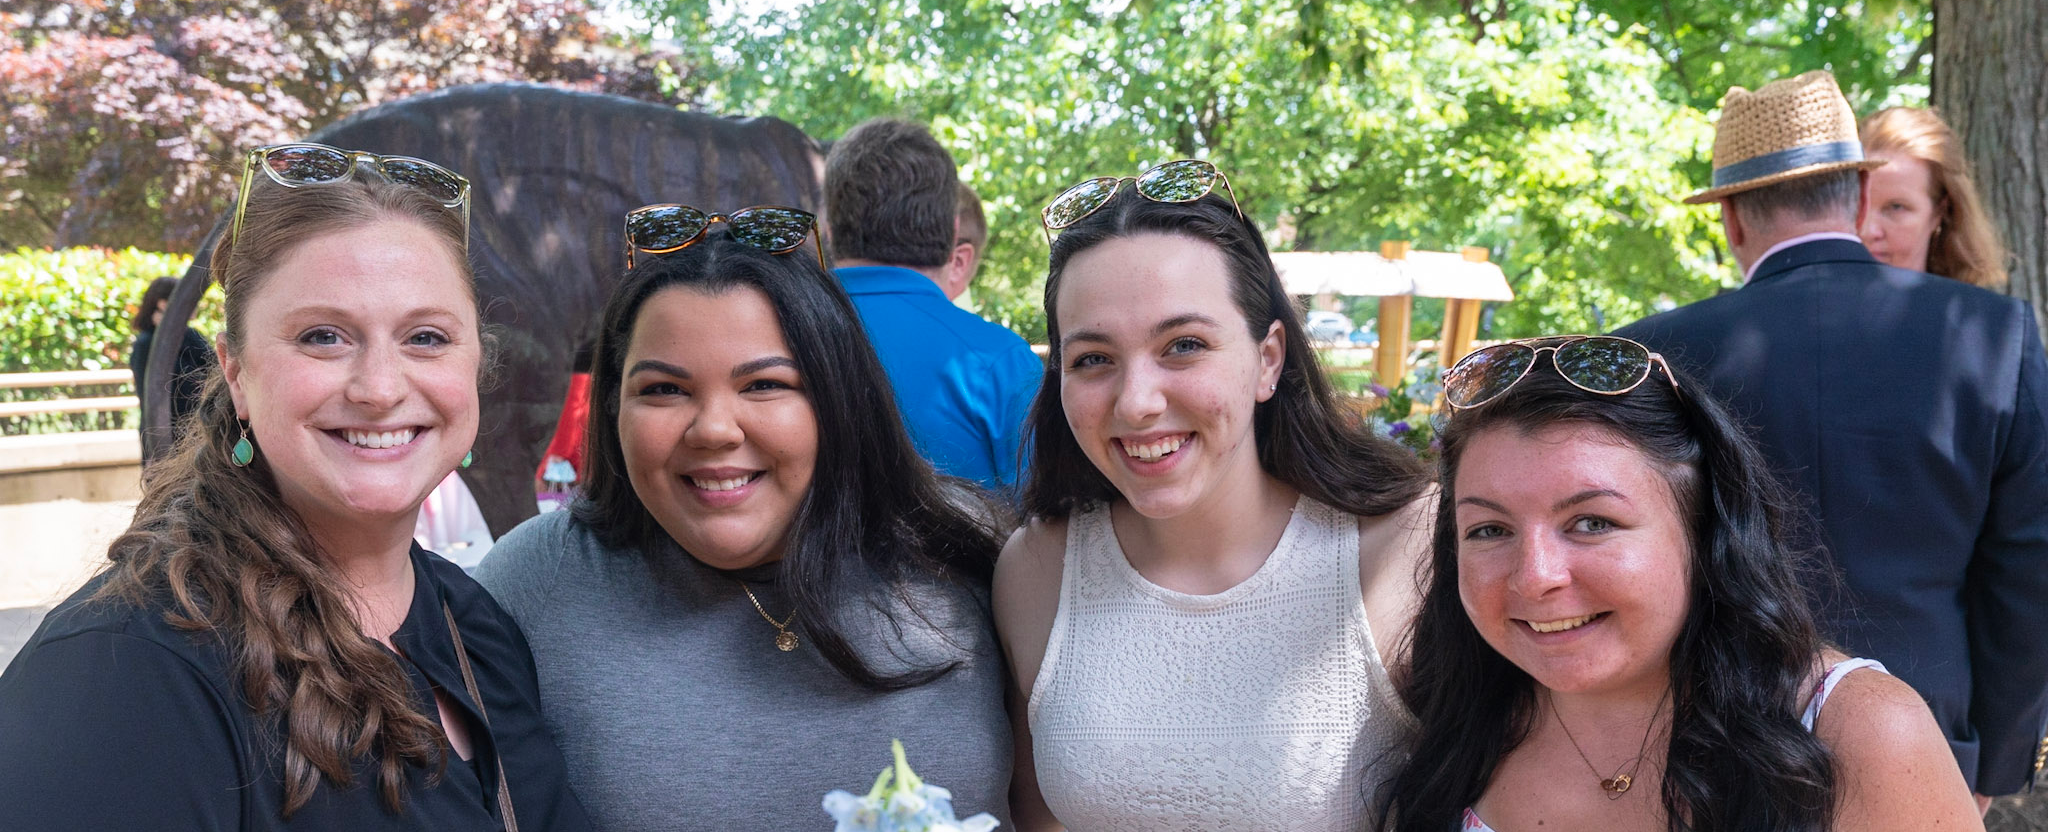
[
  {"left": 1550, "top": 686, "right": 1670, "bottom": 800},
  {"left": 738, "top": 581, "right": 799, "bottom": 652}
]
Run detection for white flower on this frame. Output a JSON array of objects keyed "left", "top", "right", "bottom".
[
  {"left": 886, "top": 787, "right": 929, "bottom": 819},
  {"left": 823, "top": 741, "right": 1000, "bottom": 832},
  {"left": 822, "top": 789, "right": 885, "bottom": 832}
]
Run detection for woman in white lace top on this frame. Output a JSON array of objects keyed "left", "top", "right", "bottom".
[{"left": 993, "top": 166, "right": 1436, "bottom": 831}]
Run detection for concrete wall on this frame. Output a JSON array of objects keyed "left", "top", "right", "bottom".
[{"left": 0, "top": 430, "right": 142, "bottom": 505}]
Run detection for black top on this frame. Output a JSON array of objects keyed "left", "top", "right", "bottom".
[
  {"left": 131, "top": 325, "right": 216, "bottom": 427},
  {"left": 1616, "top": 238, "right": 2048, "bottom": 794},
  {"left": 0, "top": 544, "right": 594, "bottom": 831}
]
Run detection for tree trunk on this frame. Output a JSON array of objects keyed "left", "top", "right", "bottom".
[{"left": 1932, "top": 0, "right": 2048, "bottom": 344}]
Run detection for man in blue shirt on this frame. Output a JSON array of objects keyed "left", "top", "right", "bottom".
[{"left": 824, "top": 118, "right": 1043, "bottom": 492}]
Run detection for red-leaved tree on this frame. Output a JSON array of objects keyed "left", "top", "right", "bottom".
[{"left": 1, "top": 1, "right": 674, "bottom": 251}]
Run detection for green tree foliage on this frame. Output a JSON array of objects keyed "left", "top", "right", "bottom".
[
  {"left": 637, "top": 0, "right": 1926, "bottom": 339},
  {"left": 0, "top": 248, "right": 217, "bottom": 375},
  {"left": 1579, "top": 0, "right": 1930, "bottom": 111}
]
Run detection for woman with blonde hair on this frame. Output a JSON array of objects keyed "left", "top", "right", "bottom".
[{"left": 1860, "top": 107, "right": 2010, "bottom": 289}]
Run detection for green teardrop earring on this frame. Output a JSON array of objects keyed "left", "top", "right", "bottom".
[
  {"left": 230, "top": 423, "right": 255, "bottom": 467},
  {"left": 460, "top": 450, "right": 474, "bottom": 469}
]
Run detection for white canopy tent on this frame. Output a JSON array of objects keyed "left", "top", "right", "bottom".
[
  {"left": 1270, "top": 243, "right": 1514, "bottom": 384},
  {"left": 1271, "top": 249, "right": 1514, "bottom": 301}
]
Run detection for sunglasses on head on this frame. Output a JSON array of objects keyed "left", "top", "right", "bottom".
[
  {"left": 1040, "top": 159, "right": 1243, "bottom": 244},
  {"left": 1441, "top": 335, "right": 1682, "bottom": 411},
  {"left": 232, "top": 143, "right": 470, "bottom": 246},
  {"left": 624, "top": 204, "right": 824, "bottom": 269}
]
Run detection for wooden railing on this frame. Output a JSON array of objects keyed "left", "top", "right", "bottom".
[{"left": 0, "top": 369, "right": 137, "bottom": 421}]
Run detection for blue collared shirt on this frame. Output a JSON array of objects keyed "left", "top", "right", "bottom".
[{"left": 835, "top": 266, "right": 1043, "bottom": 492}]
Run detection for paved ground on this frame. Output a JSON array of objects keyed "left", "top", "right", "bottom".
[
  {"left": 1993, "top": 793, "right": 2046, "bottom": 832},
  {"left": 0, "top": 498, "right": 126, "bottom": 669}
]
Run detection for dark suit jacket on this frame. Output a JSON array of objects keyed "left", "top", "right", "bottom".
[{"left": 1615, "top": 238, "right": 2048, "bottom": 794}]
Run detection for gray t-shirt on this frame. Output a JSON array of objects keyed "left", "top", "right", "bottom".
[{"left": 474, "top": 510, "right": 1013, "bottom": 831}]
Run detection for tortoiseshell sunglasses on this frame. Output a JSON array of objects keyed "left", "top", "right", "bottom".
[
  {"left": 1039, "top": 159, "right": 1242, "bottom": 244},
  {"left": 624, "top": 204, "right": 823, "bottom": 269},
  {"left": 1442, "top": 335, "right": 1682, "bottom": 410}
]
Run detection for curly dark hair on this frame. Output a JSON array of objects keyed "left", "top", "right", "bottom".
[{"left": 1381, "top": 353, "right": 1839, "bottom": 832}]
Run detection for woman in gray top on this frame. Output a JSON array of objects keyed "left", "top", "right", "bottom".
[{"left": 475, "top": 207, "right": 1013, "bottom": 831}]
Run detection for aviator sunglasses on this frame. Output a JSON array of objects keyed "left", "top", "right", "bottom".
[
  {"left": 1441, "top": 335, "right": 1682, "bottom": 411},
  {"left": 232, "top": 143, "right": 470, "bottom": 246},
  {"left": 1040, "top": 159, "right": 1243, "bottom": 244},
  {"left": 624, "top": 204, "right": 824, "bottom": 269}
]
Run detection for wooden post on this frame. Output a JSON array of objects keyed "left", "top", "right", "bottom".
[
  {"left": 1439, "top": 299, "right": 1482, "bottom": 369},
  {"left": 1374, "top": 296, "right": 1413, "bottom": 388},
  {"left": 1374, "top": 240, "right": 1413, "bottom": 387},
  {"left": 1438, "top": 246, "right": 1492, "bottom": 368}
]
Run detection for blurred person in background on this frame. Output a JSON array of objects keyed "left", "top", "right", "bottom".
[
  {"left": 130, "top": 275, "right": 217, "bottom": 433},
  {"left": 535, "top": 340, "right": 597, "bottom": 511},
  {"left": 825, "top": 118, "right": 1041, "bottom": 493},
  {"left": 946, "top": 180, "right": 988, "bottom": 302},
  {"left": 1859, "top": 106, "right": 2011, "bottom": 290}
]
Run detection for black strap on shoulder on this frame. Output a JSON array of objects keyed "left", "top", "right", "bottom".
[{"left": 443, "top": 601, "right": 520, "bottom": 832}]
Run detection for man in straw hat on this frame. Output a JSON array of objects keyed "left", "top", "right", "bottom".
[{"left": 1617, "top": 70, "right": 2048, "bottom": 807}]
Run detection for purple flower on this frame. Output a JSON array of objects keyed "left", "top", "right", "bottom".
[
  {"left": 1369, "top": 384, "right": 1391, "bottom": 398},
  {"left": 1389, "top": 421, "right": 1411, "bottom": 436}
]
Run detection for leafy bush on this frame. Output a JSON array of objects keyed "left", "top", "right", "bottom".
[
  {"left": 0, "top": 247, "right": 218, "bottom": 372},
  {"left": 1, "top": 247, "right": 219, "bottom": 434}
]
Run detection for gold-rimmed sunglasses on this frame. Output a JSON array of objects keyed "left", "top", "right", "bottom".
[
  {"left": 1441, "top": 335, "right": 1682, "bottom": 410},
  {"left": 624, "top": 204, "right": 824, "bottom": 269},
  {"left": 1040, "top": 159, "right": 1243, "bottom": 244},
  {"left": 232, "top": 143, "right": 470, "bottom": 247}
]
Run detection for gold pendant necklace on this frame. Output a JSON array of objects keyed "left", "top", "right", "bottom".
[
  {"left": 1550, "top": 686, "right": 1670, "bottom": 800},
  {"left": 738, "top": 581, "right": 799, "bottom": 651}
]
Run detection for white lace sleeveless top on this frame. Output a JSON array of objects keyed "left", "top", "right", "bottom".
[{"left": 1029, "top": 495, "right": 1412, "bottom": 832}]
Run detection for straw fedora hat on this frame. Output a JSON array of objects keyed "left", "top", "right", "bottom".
[{"left": 1685, "top": 70, "right": 1886, "bottom": 205}]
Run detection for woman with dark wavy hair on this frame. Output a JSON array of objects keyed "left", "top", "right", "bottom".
[
  {"left": 474, "top": 216, "right": 1013, "bottom": 830},
  {"left": 0, "top": 147, "right": 590, "bottom": 829},
  {"left": 1384, "top": 336, "right": 1977, "bottom": 832},
  {"left": 996, "top": 163, "right": 1433, "bottom": 831}
]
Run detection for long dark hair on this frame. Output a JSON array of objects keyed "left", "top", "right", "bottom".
[
  {"left": 132, "top": 276, "right": 180, "bottom": 333},
  {"left": 99, "top": 176, "right": 474, "bottom": 816},
  {"left": 574, "top": 231, "right": 1005, "bottom": 690},
  {"left": 1383, "top": 356, "right": 1836, "bottom": 831},
  {"left": 1021, "top": 190, "right": 1428, "bottom": 519}
]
